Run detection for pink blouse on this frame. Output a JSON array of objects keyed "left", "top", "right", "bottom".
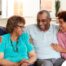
[{"left": 57, "top": 32, "right": 66, "bottom": 59}]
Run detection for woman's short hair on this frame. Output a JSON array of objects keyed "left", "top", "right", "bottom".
[
  {"left": 6, "top": 15, "right": 25, "bottom": 33},
  {"left": 57, "top": 11, "right": 66, "bottom": 22}
]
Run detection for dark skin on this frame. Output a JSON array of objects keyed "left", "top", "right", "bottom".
[{"left": 37, "top": 12, "right": 51, "bottom": 31}]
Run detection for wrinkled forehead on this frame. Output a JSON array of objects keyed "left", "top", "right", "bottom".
[{"left": 37, "top": 13, "right": 49, "bottom": 19}]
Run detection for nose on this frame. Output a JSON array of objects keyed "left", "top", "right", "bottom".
[
  {"left": 39, "top": 21, "right": 47, "bottom": 26},
  {"left": 39, "top": 22, "right": 43, "bottom": 25},
  {"left": 21, "top": 28, "right": 24, "bottom": 32}
]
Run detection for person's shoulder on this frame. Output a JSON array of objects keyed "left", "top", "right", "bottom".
[
  {"left": 24, "top": 24, "right": 37, "bottom": 33},
  {"left": 57, "top": 31, "right": 64, "bottom": 40},
  {"left": 21, "top": 32, "right": 28, "bottom": 36},
  {"left": 0, "top": 33, "right": 10, "bottom": 40},
  {"left": 20, "top": 32, "right": 29, "bottom": 40},
  {"left": 50, "top": 23, "right": 59, "bottom": 30},
  {"left": 26, "top": 24, "right": 37, "bottom": 29},
  {"left": 0, "top": 33, "right": 9, "bottom": 43},
  {"left": 58, "top": 31, "right": 63, "bottom": 37},
  {"left": 1, "top": 33, "right": 10, "bottom": 38},
  {"left": 51, "top": 23, "right": 59, "bottom": 27}
]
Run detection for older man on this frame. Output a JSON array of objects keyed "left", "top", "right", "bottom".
[{"left": 25, "top": 10, "right": 64, "bottom": 66}]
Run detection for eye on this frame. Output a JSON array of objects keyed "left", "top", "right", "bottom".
[{"left": 37, "top": 19, "right": 48, "bottom": 22}]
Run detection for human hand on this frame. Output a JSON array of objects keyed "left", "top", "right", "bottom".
[
  {"left": 6, "top": 63, "right": 19, "bottom": 66},
  {"left": 20, "top": 62, "right": 29, "bottom": 66},
  {"left": 4, "top": 62, "right": 19, "bottom": 66},
  {"left": 51, "top": 43, "right": 62, "bottom": 52},
  {"left": 19, "top": 59, "right": 30, "bottom": 66}
]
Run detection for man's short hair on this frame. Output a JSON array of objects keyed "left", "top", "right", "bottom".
[{"left": 37, "top": 10, "right": 51, "bottom": 18}]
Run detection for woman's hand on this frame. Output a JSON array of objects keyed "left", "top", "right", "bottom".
[
  {"left": 51, "top": 43, "right": 62, "bottom": 52},
  {"left": 12, "top": 63, "right": 19, "bottom": 66},
  {"left": 19, "top": 59, "right": 30, "bottom": 66},
  {"left": 51, "top": 43, "right": 66, "bottom": 53},
  {"left": 21, "top": 62, "right": 29, "bottom": 66}
]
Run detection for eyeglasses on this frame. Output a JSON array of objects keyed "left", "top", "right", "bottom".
[{"left": 16, "top": 25, "right": 24, "bottom": 29}]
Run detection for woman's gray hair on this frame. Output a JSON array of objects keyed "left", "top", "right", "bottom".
[{"left": 6, "top": 15, "right": 25, "bottom": 33}]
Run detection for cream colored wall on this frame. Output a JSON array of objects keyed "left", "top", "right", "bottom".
[
  {"left": 0, "top": 18, "right": 7, "bottom": 27},
  {"left": 0, "top": 17, "right": 57, "bottom": 27},
  {"left": 0, "top": 17, "right": 36, "bottom": 27}
]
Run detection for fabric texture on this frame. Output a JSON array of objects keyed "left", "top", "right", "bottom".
[
  {"left": 57, "top": 32, "right": 66, "bottom": 59},
  {"left": 24, "top": 24, "right": 60, "bottom": 59},
  {"left": 0, "top": 33, "right": 34, "bottom": 62}
]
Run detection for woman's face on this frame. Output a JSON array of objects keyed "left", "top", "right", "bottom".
[
  {"left": 14, "top": 23, "right": 25, "bottom": 36},
  {"left": 58, "top": 19, "right": 66, "bottom": 32}
]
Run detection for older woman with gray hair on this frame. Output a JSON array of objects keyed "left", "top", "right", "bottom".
[{"left": 0, "top": 16, "right": 36, "bottom": 66}]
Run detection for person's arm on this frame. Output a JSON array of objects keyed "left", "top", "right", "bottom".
[
  {"left": 51, "top": 43, "right": 66, "bottom": 53},
  {"left": 26, "top": 34, "right": 37, "bottom": 64},
  {"left": 20, "top": 33, "right": 36, "bottom": 65},
  {"left": 0, "top": 59, "right": 19, "bottom": 66},
  {"left": 19, "top": 40, "right": 36, "bottom": 65},
  {"left": 0, "top": 53, "right": 19, "bottom": 66},
  {"left": 0, "top": 37, "right": 19, "bottom": 66},
  {"left": 19, "top": 50, "right": 36, "bottom": 66},
  {"left": 52, "top": 32, "right": 66, "bottom": 53},
  {"left": 28, "top": 50, "right": 37, "bottom": 64}
]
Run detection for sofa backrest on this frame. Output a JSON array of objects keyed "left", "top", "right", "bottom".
[{"left": 0, "top": 26, "right": 7, "bottom": 35}]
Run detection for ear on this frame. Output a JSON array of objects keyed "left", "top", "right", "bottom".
[
  {"left": 47, "top": 18, "right": 51, "bottom": 22},
  {"left": 49, "top": 18, "right": 51, "bottom": 21}
]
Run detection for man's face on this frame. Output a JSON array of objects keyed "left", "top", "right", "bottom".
[{"left": 37, "top": 13, "right": 51, "bottom": 31}]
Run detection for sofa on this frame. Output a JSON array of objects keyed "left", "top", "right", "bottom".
[{"left": 0, "top": 26, "right": 7, "bottom": 35}]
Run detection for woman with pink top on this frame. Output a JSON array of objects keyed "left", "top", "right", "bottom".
[{"left": 51, "top": 11, "right": 66, "bottom": 61}]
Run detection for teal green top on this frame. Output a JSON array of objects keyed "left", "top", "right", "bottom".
[{"left": 0, "top": 33, "right": 34, "bottom": 62}]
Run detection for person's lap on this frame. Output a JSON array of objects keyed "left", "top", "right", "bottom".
[
  {"left": 53, "top": 58, "right": 64, "bottom": 66},
  {"left": 0, "top": 65, "right": 34, "bottom": 66},
  {"left": 34, "top": 58, "right": 64, "bottom": 66},
  {"left": 35, "top": 59, "right": 53, "bottom": 66}
]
